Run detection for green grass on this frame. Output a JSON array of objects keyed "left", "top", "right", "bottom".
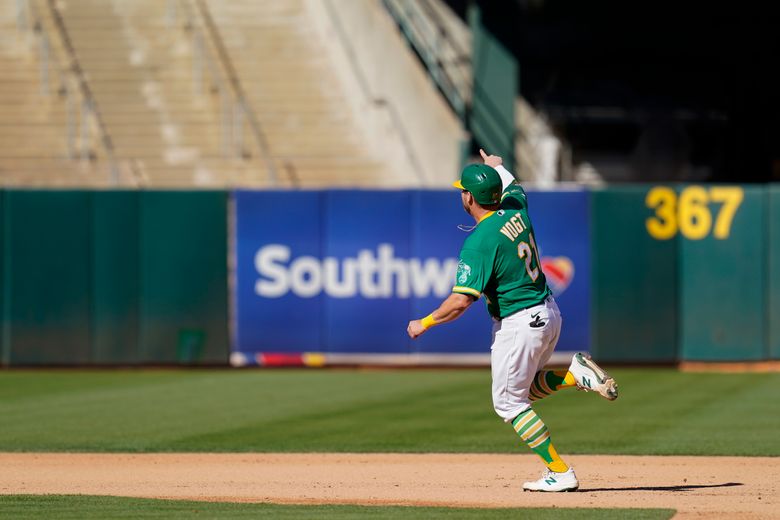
[
  {"left": 0, "top": 368, "right": 777, "bottom": 455},
  {"left": 0, "top": 496, "right": 675, "bottom": 520}
]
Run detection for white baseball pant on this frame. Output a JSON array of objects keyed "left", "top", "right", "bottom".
[{"left": 490, "top": 295, "right": 562, "bottom": 422}]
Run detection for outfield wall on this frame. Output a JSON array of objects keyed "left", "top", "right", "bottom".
[
  {"left": 232, "top": 189, "right": 589, "bottom": 366},
  {"left": 0, "top": 191, "right": 228, "bottom": 366},
  {"left": 770, "top": 185, "right": 780, "bottom": 360},
  {"left": 0, "top": 185, "right": 777, "bottom": 366},
  {"left": 590, "top": 187, "right": 678, "bottom": 363},
  {"left": 592, "top": 184, "right": 778, "bottom": 363}
]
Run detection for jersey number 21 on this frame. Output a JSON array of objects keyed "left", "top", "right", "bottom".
[{"left": 517, "top": 233, "right": 540, "bottom": 282}]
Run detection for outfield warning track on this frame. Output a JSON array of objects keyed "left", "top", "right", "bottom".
[{"left": 0, "top": 453, "right": 776, "bottom": 519}]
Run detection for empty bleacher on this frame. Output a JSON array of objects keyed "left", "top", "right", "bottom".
[
  {"left": 54, "top": 0, "right": 255, "bottom": 187},
  {"left": 202, "top": 0, "right": 390, "bottom": 187},
  {"left": 0, "top": 0, "right": 90, "bottom": 186},
  {"left": 0, "top": 0, "right": 397, "bottom": 188}
]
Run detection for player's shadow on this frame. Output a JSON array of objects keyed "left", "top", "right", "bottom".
[{"left": 583, "top": 482, "right": 743, "bottom": 492}]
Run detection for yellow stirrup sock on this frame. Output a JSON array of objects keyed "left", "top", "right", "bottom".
[
  {"left": 512, "top": 408, "right": 569, "bottom": 473},
  {"left": 528, "top": 370, "right": 576, "bottom": 402}
]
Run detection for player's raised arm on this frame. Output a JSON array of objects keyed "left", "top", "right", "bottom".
[
  {"left": 480, "top": 149, "right": 515, "bottom": 189},
  {"left": 407, "top": 292, "right": 476, "bottom": 339}
]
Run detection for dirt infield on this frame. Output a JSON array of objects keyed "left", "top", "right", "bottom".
[{"left": 0, "top": 453, "right": 777, "bottom": 518}]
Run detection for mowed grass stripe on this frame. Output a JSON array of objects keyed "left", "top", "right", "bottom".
[
  {"left": 0, "top": 495, "right": 676, "bottom": 520},
  {"left": 0, "top": 369, "right": 778, "bottom": 455}
]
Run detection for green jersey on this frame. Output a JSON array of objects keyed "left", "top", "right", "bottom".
[{"left": 452, "top": 183, "right": 550, "bottom": 319}]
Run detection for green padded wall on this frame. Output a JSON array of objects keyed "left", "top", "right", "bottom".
[
  {"left": 0, "top": 191, "right": 6, "bottom": 366},
  {"left": 139, "top": 192, "right": 228, "bottom": 364},
  {"left": 91, "top": 192, "right": 141, "bottom": 364},
  {"left": 679, "top": 186, "right": 765, "bottom": 361},
  {"left": 590, "top": 187, "right": 678, "bottom": 362},
  {"left": 5, "top": 191, "right": 92, "bottom": 365},
  {"left": 770, "top": 185, "right": 780, "bottom": 359}
]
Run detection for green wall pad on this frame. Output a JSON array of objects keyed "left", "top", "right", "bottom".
[
  {"left": 770, "top": 185, "right": 780, "bottom": 359},
  {"left": 139, "top": 191, "right": 228, "bottom": 364},
  {"left": 679, "top": 185, "right": 765, "bottom": 361},
  {"left": 0, "top": 190, "right": 229, "bottom": 366},
  {"left": 0, "top": 191, "right": 6, "bottom": 365},
  {"left": 91, "top": 192, "right": 141, "bottom": 363},
  {"left": 590, "top": 187, "right": 678, "bottom": 362},
  {"left": 5, "top": 191, "right": 92, "bottom": 364}
]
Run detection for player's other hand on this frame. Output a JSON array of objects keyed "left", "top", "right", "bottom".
[
  {"left": 480, "top": 148, "right": 502, "bottom": 168},
  {"left": 407, "top": 320, "right": 427, "bottom": 339}
]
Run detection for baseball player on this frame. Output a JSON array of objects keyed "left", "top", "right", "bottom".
[{"left": 407, "top": 149, "right": 618, "bottom": 492}]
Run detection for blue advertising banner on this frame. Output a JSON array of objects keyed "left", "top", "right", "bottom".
[
  {"left": 233, "top": 189, "right": 589, "bottom": 365},
  {"left": 322, "top": 191, "right": 413, "bottom": 353},
  {"left": 526, "top": 190, "right": 590, "bottom": 354},
  {"left": 410, "top": 190, "right": 493, "bottom": 353},
  {"left": 235, "top": 191, "right": 323, "bottom": 353}
]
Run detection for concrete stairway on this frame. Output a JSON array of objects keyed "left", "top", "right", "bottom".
[{"left": 204, "top": 0, "right": 393, "bottom": 187}]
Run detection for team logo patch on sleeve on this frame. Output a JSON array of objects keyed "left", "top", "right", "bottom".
[{"left": 456, "top": 260, "right": 472, "bottom": 284}]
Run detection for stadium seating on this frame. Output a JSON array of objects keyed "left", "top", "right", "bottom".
[
  {"left": 0, "top": 0, "right": 390, "bottom": 187},
  {"left": 203, "top": 0, "right": 388, "bottom": 187},
  {"left": 54, "top": 0, "right": 251, "bottom": 187},
  {"left": 0, "top": 1, "right": 88, "bottom": 186}
]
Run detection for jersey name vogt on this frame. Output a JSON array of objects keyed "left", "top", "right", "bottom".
[{"left": 452, "top": 184, "right": 550, "bottom": 319}]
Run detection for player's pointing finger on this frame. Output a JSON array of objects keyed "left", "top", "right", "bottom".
[{"left": 479, "top": 148, "right": 488, "bottom": 160}]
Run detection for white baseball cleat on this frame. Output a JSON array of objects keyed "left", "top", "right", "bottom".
[
  {"left": 568, "top": 352, "right": 618, "bottom": 400},
  {"left": 523, "top": 468, "right": 579, "bottom": 492}
]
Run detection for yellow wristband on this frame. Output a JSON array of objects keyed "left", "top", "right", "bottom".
[{"left": 421, "top": 314, "right": 439, "bottom": 330}]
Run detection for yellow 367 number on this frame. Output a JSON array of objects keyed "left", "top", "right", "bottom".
[{"left": 645, "top": 186, "right": 744, "bottom": 240}]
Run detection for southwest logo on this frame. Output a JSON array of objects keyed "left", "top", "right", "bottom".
[{"left": 541, "top": 256, "right": 574, "bottom": 295}]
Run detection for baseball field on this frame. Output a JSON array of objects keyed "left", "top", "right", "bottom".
[{"left": 0, "top": 368, "right": 778, "bottom": 519}]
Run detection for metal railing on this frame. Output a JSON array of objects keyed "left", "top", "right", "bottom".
[
  {"left": 16, "top": 0, "right": 121, "bottom": 184},
  {"left": 382, "top": 0, "right": 569, "bottom": 183},
  {"left": 383, "top": 0, "right": 471, "bottom": 121},
  {"left": 167, "top": 0, "right": 277, "bottom": 185}
]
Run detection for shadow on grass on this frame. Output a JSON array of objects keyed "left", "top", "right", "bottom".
[{"left": 582, "top": 482, "right": 743, "bottom": 492}]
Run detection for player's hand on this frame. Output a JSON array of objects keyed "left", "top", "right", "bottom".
[
  {"left": 407, "top": 320, "right": 427, "bottom": 339},
  {"left": 480, "top": 149, "right": 502, "bottom": 168}
]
